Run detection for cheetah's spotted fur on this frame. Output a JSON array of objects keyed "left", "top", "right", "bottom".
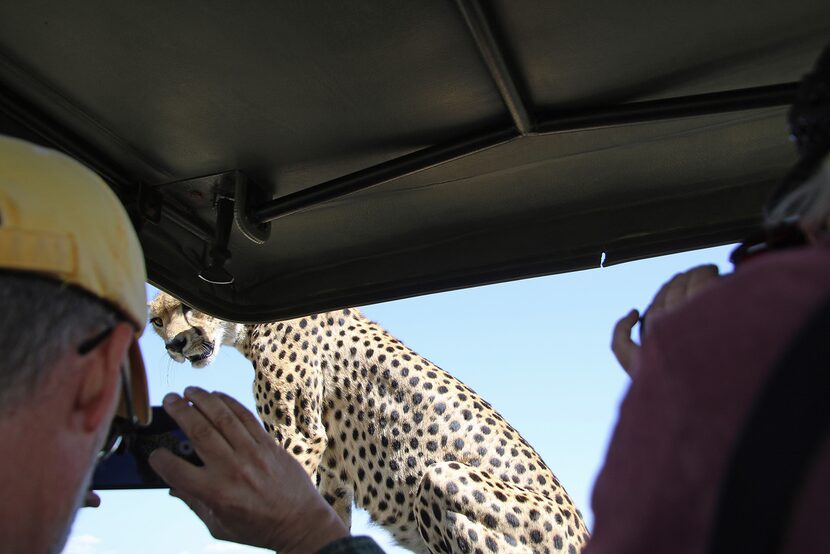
[{"left": 149, "top": 292, "right": 588, "bottom": 553}]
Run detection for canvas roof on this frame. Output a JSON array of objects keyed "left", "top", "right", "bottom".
[{"left": 1, "top": 1, "right": 828, "bottom": 321}]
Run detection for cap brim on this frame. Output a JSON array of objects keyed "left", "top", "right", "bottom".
[{"left": 117, "top": 339, "right": 152, "bottom": 426}]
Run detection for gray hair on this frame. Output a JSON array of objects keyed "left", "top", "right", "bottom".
[
  {"left": 765, "top": 156, "right": 830, "bottom": 232},
  {"left": 0, "top": 273, "right": 119, "bottom": 414}
]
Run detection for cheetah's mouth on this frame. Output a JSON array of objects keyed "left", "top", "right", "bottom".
[{"left": 186, "top": 342, "right": 215, "bottom": 363}]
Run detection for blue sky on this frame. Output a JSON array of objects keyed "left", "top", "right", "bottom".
[{"left": 66, "top": 244, "right": 735, "bottom": 554}]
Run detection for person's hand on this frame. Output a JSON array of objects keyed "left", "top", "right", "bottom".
[
  {"left": 148, "top": 388, "right": 348, "bottom": 553},
  {"left": 612, "top": 265, "right": 721, "bottom": 377},
  {"left": 641, "top": 264, "right": 721, "bottom": 334},
  {"left": 611, "top": 309, "right": 642, "bottom": 377}
]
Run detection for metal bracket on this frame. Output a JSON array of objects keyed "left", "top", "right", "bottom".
[
  {"left": 198, "top": 193, "right": 235, "bottom": 285},
  {"left": 154, "top": 170, "right": 271, "bottom": 285},
  {"left": 138, "top": 183, "right": 163, "bottom": 224},
  {"left": 233, "top": 171, "right": 271, "bottom": 244}
]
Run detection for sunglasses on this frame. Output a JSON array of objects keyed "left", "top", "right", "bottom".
[{"left": 77, "top": 326, "right": 139, "bottom": 461}]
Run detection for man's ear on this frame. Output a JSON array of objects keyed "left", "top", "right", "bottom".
[{"left": 75, "top": 322, "right": 133, "bottom": 432}]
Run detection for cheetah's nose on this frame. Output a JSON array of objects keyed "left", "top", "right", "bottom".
[{"left": 166, "top": 335, "right": 187, "bottom": 354}]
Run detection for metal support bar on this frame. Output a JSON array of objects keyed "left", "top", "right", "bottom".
[
  {"left": 233, "top": 172, "right": 271, "bottom": 244},
  {"left": 455, "top": 0, "right": 532, "bottom": 135},
  {"left": 252, "top": 82, "right": 796, "bottom": 225},
  {"left": 252, "top": 128, "right": 518, "bottom": 224},
  {"left": 535, "top": 82, "right": 798, "bottom": 134}
]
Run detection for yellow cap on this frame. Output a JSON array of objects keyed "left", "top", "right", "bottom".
[{"left": 0, "top": 135, "right": 151, "bottom": 425}]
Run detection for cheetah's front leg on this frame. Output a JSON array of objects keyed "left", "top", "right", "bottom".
[
  {"left": 254, "top": 357, "right": 328, "bottom": 481},
  {"left": 414, "top": 462, "right": 589, "bottom": 554},
  {"left": 319, "top": 469, "right": 354, "bottom": 529}
]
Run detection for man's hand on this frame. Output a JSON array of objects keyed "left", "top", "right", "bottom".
[
  {"left": 612, "top": 265, "right": 721, "bottom": 377},
  {"left": 611, "top": 309, "right": 641, "bottom": 378},
  {"left": 148, "top": 388, "right": 348, "bottom": 553}
]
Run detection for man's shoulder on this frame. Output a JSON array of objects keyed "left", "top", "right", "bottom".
[{"left": 655, "top": 243, "right": 830, "bottom": 355}]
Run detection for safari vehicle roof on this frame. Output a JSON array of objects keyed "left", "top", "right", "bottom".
[{"left": 1, "top": 2, "right": 828, "bottom": 322}]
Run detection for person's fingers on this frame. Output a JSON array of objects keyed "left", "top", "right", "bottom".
[
  {"left": 644, "top": 265, "right": 721, "bottom": 335},
  {"left": 611, "top": 309, "right": 640, "bottom": 377},
  {"left": 169, "top": 486, "right": 233, "bottom": 540},
  {"left": 148, "top": 446, "right": 206, "bottom": 492},
  {"left": 217, "top": 392, "right": 270, "bottom": 446},
  {"left": 662, "top": 271, "right": 691, "bottom": 310},
  {"left": 648, "top": 272, "right": 680, "bottom": 313},
  {"left": 162, "top": 392, "right": 234, "bottom": 461},
  {"left": 184, "top": 387, "right": 256, "bottom": 453},
  {"left": 170, "top": 487, "right": 212, "bottom": 522},
  {"left": 686, "top": 264, "right": 720, "bottom": 296}
]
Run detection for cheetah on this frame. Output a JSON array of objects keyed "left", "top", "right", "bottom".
[{"left": 149, "top": 292, "right": 589, "bottom": 553}]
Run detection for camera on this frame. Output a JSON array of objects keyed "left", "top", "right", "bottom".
[{"left": 92, "top": 406, "right": 202, "bottom": 489}]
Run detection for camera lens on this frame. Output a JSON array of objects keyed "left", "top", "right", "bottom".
[{"left": 177, "top": 440, "right": 194, "bottom": 457}]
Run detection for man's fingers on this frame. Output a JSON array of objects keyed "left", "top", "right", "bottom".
[
  {"left": 662, "top": 265, "right": 719, "bottom": 308},
  {"left": 686, "top": 264, "right": 720, "bottom": 296},
  {"left": 645, "top": 265, "right": 721, "bottom": 332},
  {"left": 170, "top": 487, "right": 211, "bottom": 521},
  {"left": 662, "top": 272, "right": 691, "bottom": 310},
  {"left": 162, "top": 392, "right": 234, "bottom": 462},
  {"left": 611, "top": 309, "right": 640, "bottom": 377},
  {"left": 649, "top": 272, "right": 680, "bottom": 312},
  {"left": 149, "top": 445, "right": 206, "bottom": 492},
  {"left": 217, "top": 392, "right": 270, "bottom": 446},
  {"left": 168, "top": 466, "right": 237, "bottom": 544},
  {"left": 184, "top": 387, "right": 256, "bottom": 453}
]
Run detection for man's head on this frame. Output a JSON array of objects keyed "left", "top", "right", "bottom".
[
  {"left": 0, "top": 135, "right": 150, "bottom": 552},
  {"left": 149, "top": 291, "right": 243, "bottom": 368},
  {"left": 0, "top": 273, "right": 136, "bottom": 551},
  {"left": 765, "top": 155, "right": 830, "bottom": 237},
  {"left": 765, "top": 43, "right": 830, "bottom": 235}
]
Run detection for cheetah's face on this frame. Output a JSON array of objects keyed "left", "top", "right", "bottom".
[{"left": 148, "top": 292, "right": 230, "bottom": 368}]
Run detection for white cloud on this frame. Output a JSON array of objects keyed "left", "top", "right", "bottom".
[{"left": 64, "top": 534, "right": 112, "bottom": 554}]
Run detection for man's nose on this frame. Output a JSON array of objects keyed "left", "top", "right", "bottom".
[{"left": 166, "top": 335, "right": 187, "bottom": 354}]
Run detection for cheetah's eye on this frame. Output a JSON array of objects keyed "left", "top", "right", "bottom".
[{"left": 150, "top": 317, "right": 163, "bottom": 328}]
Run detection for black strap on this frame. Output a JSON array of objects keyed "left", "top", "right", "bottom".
[{"left": 707, "top": 294, "right": 830, "bottom": 554}]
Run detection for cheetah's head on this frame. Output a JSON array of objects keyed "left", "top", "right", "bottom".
[{"left": 148, "top": 291, "right": 241, "bottom": 368}]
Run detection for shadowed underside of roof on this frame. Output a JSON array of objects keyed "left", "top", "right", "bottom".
[{"left": 1, "top": 1, "right": 828, "bottom": 321}]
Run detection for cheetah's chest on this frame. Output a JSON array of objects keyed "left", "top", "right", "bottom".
[{"left": 316, "top": 381, "right": 567, "bottom": 546}]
